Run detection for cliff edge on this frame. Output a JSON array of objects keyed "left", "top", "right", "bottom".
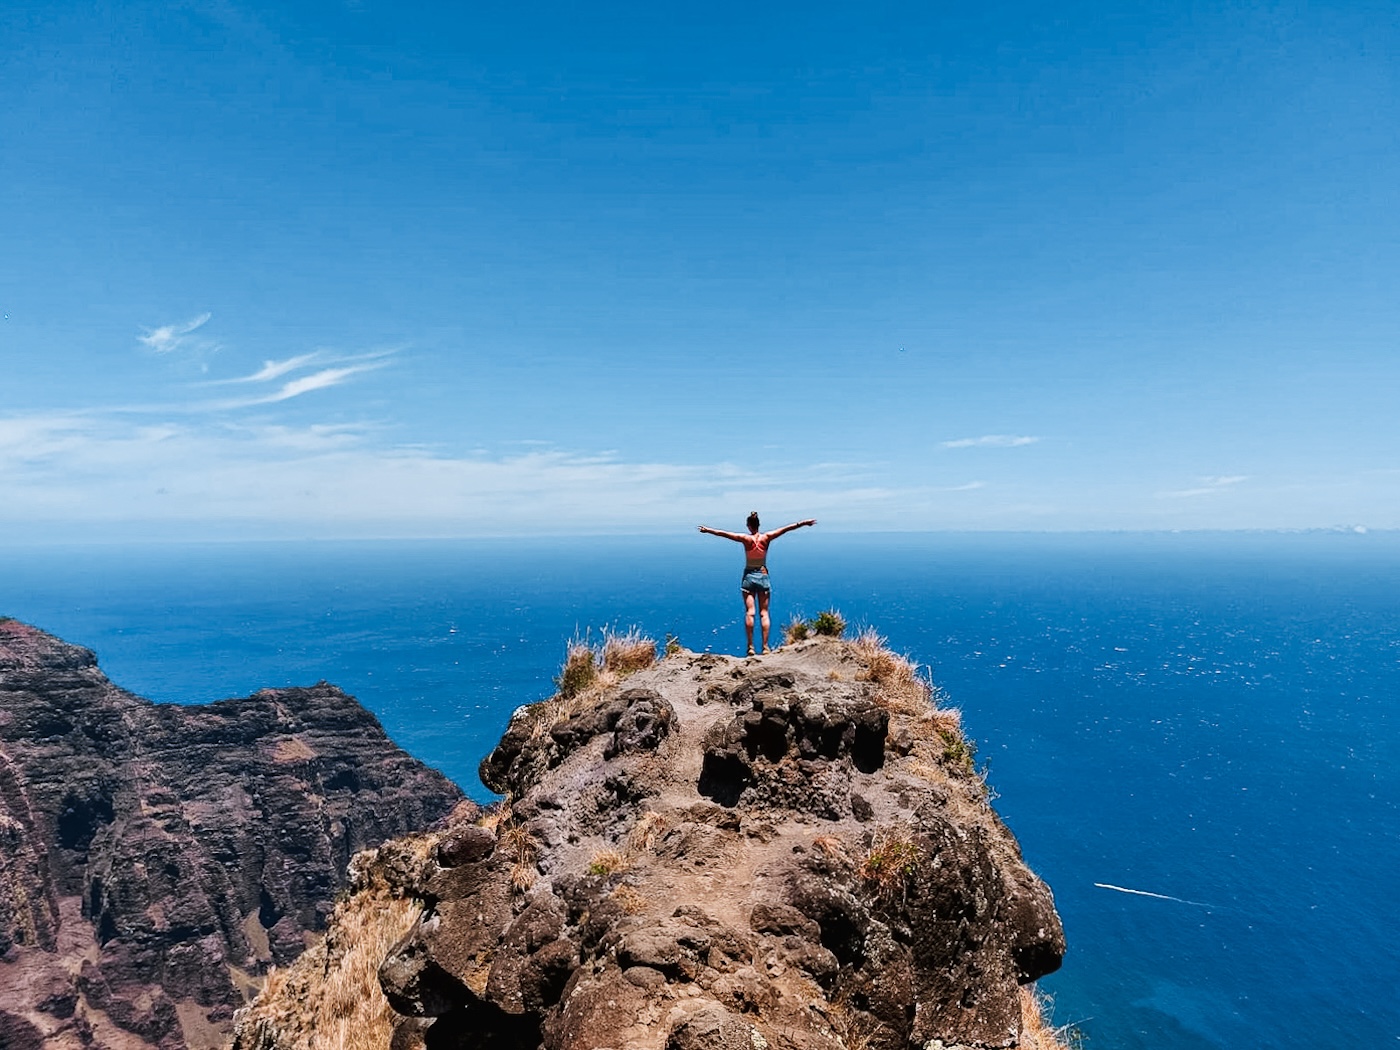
[
  {"left": 0, "top": 618, "right": 464, "bottom": 1050},
  {"left": 237, "top": 631, "right": 1066, "bottom": 1050}
]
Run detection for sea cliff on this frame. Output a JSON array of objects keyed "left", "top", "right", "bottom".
[
  {"left": 0, "top": 619, "right": 463, "bottom": 1050},
  {"left": 235, "top": 630, "right": 1067, "bottom": 1050}
]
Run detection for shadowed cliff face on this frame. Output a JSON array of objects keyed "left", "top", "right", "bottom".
[
  {"left": 0, "top": 619, "right": 463, "bottom": 1050},
  {"left": 288, "top": 638, "right": 1065, "bottom": 1050}
]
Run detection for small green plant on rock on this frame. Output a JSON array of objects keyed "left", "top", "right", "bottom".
[
  {"left": 940, "top": 728, "right": 976, "bottom": 773},
  {"left": 810, "top": 609, "right": 846, "bottom": 638}
]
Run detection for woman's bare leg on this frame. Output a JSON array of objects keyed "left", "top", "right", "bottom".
[
  {"left": 758, "top": 589, "right": 772, "bottom": 652},
  {"left": 743, "top": 591, "right": 757, "bottom": 654}
]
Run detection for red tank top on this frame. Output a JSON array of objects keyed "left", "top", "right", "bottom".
[{"left": 745, "top": 533, "right": 769, "bottom": 568}]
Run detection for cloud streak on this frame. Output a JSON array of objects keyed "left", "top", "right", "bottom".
[
  {"left": 197, "top": 348, "right": 400, "bottom": 408},
  {"left": 1158, "top": 475, "right": 1248, "bottom": 499},
  {"left": 231, "top": 362, "right": 390, "bottom": 406},
  {"left": 138, "top": 313, "right": 213, "bottom": 354},
  {"left": 942, "top": 435, "right": 1040, "bottom": 449},
  {"left": 210, "top": 353, "right": 323, "bottom": 384}
]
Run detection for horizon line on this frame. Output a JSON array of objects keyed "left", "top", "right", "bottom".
[{"left": 0, "top": 525, "right": 1391, "bottom": 548}]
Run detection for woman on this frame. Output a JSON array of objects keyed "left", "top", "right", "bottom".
[{"left": 697, "top": 513, "right": 817, "bottom": 656}]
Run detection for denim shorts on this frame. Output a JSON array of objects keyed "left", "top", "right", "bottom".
[{"left": 741, "top": 569, "right": 771, "bottom": 594}]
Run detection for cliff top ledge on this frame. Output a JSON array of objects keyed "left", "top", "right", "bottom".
[{"left": 238, "top": 630, "right": 1067, "bottom": 1050}]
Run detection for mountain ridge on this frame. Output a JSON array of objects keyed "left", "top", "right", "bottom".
[{"left": 0, "top": 618, "right": 464, "bottom": 1050}]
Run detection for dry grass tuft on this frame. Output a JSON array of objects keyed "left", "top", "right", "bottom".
[
  {"left": 812, "top": 834, "right": 848, "bottom": 859},
  {"left": 1018, "top": 984, "right": 1081, "bottom": 1050},
  {"left": 522, "top": 627, "right": 661, "bottom": 743},
  {"left": 627, "top": 811, "right": 670, "bottom": 853},
  {"left": 823, "top": 995, "right": 880, "bottom": 1050},
  {"left": 609, "top": 884, "right": 649, "bottom": 915},
  {"left": 783, "top": 616, "right": 811, "bottom": 644},
  {"left": 847, "top": 630, "right": 979, "bottom": 784},
  {"left": 904, "top": 757, "right": 943, "bottom": 782},
  {"left": 852, "top": 630, "right": 932, "bottom": 717},
  {"left": 497, "top": 820, "right": 537, "bottom": 892},
  {"left": 587, "top": 848, "right": 630, "bottom": 876},
  {"left": 555, "top": 637, "right": 600, "bottom": 700},
  {"left": 232, "top": 849, "right": 429, "bottom": 1050},
  {"left": 923, "top": 705, "right": 963, "bottom": 738},
  {"left": 476, "top": 804, "right": 507, "bottom": 834},
  {"left": 857, "top": 828, "right": 921, "bottom": 901},
  {"left": 601, "top": 628, "right": 657, "bottom": 675}
]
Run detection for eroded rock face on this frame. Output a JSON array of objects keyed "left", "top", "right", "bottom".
[
  {"left": 380, "top": 640, "right": 1065, "bottom": 1050},
  {"left": 0, "top": 619, "right": 463, "bottom": 1050}
]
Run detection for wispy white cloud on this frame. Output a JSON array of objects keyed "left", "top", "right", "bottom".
[
  {"left": 195, "top": 348, "right": 398, "bottom": 408},
  {"left": 268, "top": 364, "right": 381, "bottom": 401},
  {"left": 138, "top": 313, "right": 213, "bottom": 355},
  {"left": 1158, "top": 475, "right": 1249, "bottom": 499},
  {"left": 206, "top": 347, "right": 399, "bottom": 387},
  {"left": 941, "top": 435, "right": 1040, "bottom": 449},
  {"left": 215, "top": 362, "right": 391, "bottom": 408},
  {"left": 210, "top": 352, "right": 323, "bottom": 384}
]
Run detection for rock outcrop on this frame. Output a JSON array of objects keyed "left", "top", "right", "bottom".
[
  {"left": 0, "top": 619, "right": 464, "bottom": 1050},
  {"left": 362, "top": 637, "right": 1064, "bottom": 1050}
]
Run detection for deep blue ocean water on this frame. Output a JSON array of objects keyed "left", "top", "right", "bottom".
[{"left": 2, "top": 532, "right": 1396, "bottom": 1049}]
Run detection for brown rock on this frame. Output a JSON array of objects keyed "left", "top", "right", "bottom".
[
  {"left": 0, "top": 619, "right": 463, "bottom": 1050},
  {"left": 372, "top": 636, "right": 1064, "bottom": 1050}
]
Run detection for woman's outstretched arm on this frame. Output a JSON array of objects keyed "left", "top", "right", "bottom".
[
  {"left": 697, "top": 525, "right": 748, "bottom": 542},
  {"left": 767, "top": 518, "right": 818, "bottom": 540}
]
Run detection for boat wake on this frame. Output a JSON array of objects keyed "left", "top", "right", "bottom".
[{"left": 1094, "top": 882, "right": 1213, "bottom": 908}]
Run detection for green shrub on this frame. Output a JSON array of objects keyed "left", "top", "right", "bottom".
[
  {"left": 810, "top": 608, "right": 847, "bottom": 638},
  {"left": 939, "top": 728, "right": 976, "bottom": 773}
]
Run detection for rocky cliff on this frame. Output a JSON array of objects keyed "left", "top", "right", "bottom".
[
  {"left": 235, "top": 632, "right": 1066, "bottom": 1050},
  {"left": 0, "top": 619, "right": 464, "bottom": 1050}
]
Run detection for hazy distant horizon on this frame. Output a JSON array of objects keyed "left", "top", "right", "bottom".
[{"left": 3, "top": 525, "right": 1395, "bottom": 549}]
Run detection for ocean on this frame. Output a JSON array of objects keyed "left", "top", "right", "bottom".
[{"left": 2, "top": 532, "right": 1396, "bottom": 1048}]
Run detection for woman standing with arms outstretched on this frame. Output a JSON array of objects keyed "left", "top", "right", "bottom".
[{"left": 697, "top": 512, "right": 817, "bottom": 656}]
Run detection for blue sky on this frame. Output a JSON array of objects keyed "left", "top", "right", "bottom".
[{"left": 3, "top": 0, "right": 1399, "bottom": 538}]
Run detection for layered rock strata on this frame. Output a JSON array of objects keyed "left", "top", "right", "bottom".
[
  {"left": 364, "top": 638, "right": 1064, "bottom": 1050},
  {"left": 0, "top": 618, "right": 463, "bottom": 1050}
]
